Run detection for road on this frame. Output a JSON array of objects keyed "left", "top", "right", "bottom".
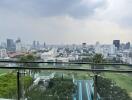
[{"left": 73, "top": 80, "right": 94, "bottom": 100}]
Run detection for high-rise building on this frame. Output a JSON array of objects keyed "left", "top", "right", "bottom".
[
  {"left": 109, "top": 45, "right": 116, "bottom": 54},
  {"left": 43, "top": 42, "right": 46, "bottom": 48},
  {"left": 125, "top": 42, "right": 130, "bottom": 49},
  {"left": 16, "top": 38, "right": 22, "bottom": 52},
  {"left": 120, "top": 43, "right": 125, "bottom": 50},
  {"left": 36, "top": 41, "right": 40, "bottom": 48},
  {"left": 32, "top": 40, "right": 36, "bottom": 49},
  {"left": 113, "top": 40, "right": 120, "bottom": 50},
  {"left": 0, "top": 42, "right": 6, "bottom": 49},
  {"left": 82, "top": 43, "right": 86, "bottom": 48},
  {"left": 95, "top": 42, "right": 101, "bottom": 54},
  {"left": 0, "top": 49, "right": 8, "bottom": 58},
  {"left": 32, "top": 40, "right": 40, "bottom": 50},
  {"left": 7, "top": 39, "right": 16, "bottom": 52}
]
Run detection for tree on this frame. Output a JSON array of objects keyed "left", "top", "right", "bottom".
[
  {"left": 0, "top": 73, "right": 32, "bottom": 99},
  {"left": 92, "top": 54, "right": 104, "bottom": 100},
  {"left": 19, "top": 54, "right": 39, "bottom": 75},
  {"left": 92, "top": 54, "right": 104, "bottom": 63},
  {"left": 19, "top": 54, "right": 36, "bottom": 63},
  {"left": 91, "top": 54, "right": 104, "bottom": 70},
  {"left": 97, "top": 76, "right": 131, "bottom": 100},
  {"left": 26, "top": 78, "right": 76, "bottom": 100}
]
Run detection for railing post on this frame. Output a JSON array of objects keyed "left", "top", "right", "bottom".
[
  {"left": 94, "top": 74, "right": 97, "bottom": 100},
  {"left": 17, "top": 71, "right": 20, "bottom": 100}
]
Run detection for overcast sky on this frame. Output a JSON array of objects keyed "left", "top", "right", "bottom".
[{"left": 0, "top": 0, "right": 132, "bottom": 44}]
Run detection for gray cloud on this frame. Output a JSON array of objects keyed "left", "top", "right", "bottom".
[
  {"left": 0, "top": 0, "right": 107, "bottom": 18},
  {"left": 0, "top": 0, "right": 131, "bottom": 44},
  {"left": 118, "top": 0, "right": 132, "bottom": 27},
  {"left": 97, "top": 0, "right": 132, "bottom": 28}
]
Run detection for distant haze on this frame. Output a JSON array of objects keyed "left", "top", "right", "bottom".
[{"left": 0, "top": 0, "right": 132, "bottom": 44}]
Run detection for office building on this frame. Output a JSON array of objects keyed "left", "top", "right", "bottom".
[
  {"left": 16, "top": 38, "right": 22, "bottom": 52},
  {"left": 7, "top": 39, "right": 16, "bottom": 52},
  {"left": 113, "top": 40, "right": 120, "bottom": 50},
  {"left": 125, "top": 42, "right": 130, "bottom": 49}
]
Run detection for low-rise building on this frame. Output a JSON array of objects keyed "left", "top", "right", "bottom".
[{"left": 0, "top": 49, "right": 8, "bottom": 59}]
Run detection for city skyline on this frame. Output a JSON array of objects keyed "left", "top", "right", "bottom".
[
  {"left": 0, "top": 0, "right": 132, "bottom": 44},
  {"left": 0, "top": 37, "right": 131, "bottom": 45},
  {"left": 0, "top": 1, "right": 132, "bottom": 98}
]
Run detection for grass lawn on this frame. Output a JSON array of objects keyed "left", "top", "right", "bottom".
[
  {"left": 0, "top": 69, "right": 10, "bottom": 75},
  {"left": 103, "top": 73, "right": 132, "bottom": 97},
  {"left": 0, "top": 73, "right": 33, "bottom": 98}
]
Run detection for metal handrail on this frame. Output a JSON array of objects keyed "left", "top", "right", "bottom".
[
  {"left": 0, "top": 66, "right": 132, "bottom": 73},
  {"left": 0, "top": 60, "right": 132, "bottom": 66},
  {"left": 0, "top": 60, "right": 132, "bottom": 73},
  {"left": 0, "top": 61, "right": 132, "bottom": 100}
]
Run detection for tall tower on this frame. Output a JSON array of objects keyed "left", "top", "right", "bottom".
[
  {"left": 7, "top": 39, "right": 16, "bottom": 52},
  {"left": 33, "top": 40, "right": 36, "bottom": 49},
  {"left": 16, "top": 38, "right": 22, "bottom": 52},
  {"left": 113, "top": 40, "right": 120, "bottom": 50},
  {"left": 82, "top": 43, "right": 86, "bottom": 48}
]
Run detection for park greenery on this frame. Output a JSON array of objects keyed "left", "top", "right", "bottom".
[
  {"left": 19, "top": 54, "right": 36, "bottom": 62},
  {"left": 92, "top": 54, "right": 132, "bottom": 99},
  {"left": 26, "top": 78, "right": 76, "bottom": 100},
  {"left": 19, "top": 54, "right": 40, "bottom": 75},
  {"left": 97, "top": 76, "right": 131, "bottom": 100},
  {"left": 103, "top": 73, "right": 132, "bottom": 98},
  {"left": 0, "top": 53, "right": 131, "bottom": 99},
  {"left": 19, "top": 54, "right": 37, "bottom": 68},
  {"left": 0, "top": 73, "right": 33, "bottom": 99},
  {"left": 0, "top": 54, "right": 35, "bottom": 99}
]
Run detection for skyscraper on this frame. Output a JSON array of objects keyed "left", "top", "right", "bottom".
[
  {"left": 36, "top": 41, "right": 40, "bottom": 48},
  {"left": 16, "top": 38, "right": 22, "bottom": 52},
  {"left": 7, "top": 39, "right": 16, "bottom": 52},
  {"left": 113, "top": 40, "right": 120, "bottom": 50},
  {"left": 125, "top": 42, "right": 130, "bottom": 49},
  {"left": 32, "top": 40, "right": 36, "bottom": 49},
  {"left": 82, "top": 43, "right": 86, "bottom": 48},
  {"left": 95, "top": 42, "right": 101, "bottom": 54},
  {"left": 43, "top": 42, "right": 46, "bottom": 48}
]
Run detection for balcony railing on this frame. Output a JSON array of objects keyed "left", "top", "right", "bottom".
[{"left": 0, "top": 61, "right": 132, "bottom": 100}]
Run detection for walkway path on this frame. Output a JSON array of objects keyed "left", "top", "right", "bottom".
[{"left": 74, "top": 80, "right": 94, "bottom": 100}]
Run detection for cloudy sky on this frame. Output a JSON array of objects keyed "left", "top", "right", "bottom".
[{"left": 0, "top": 0, "right": 132, "bottom": 44}]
